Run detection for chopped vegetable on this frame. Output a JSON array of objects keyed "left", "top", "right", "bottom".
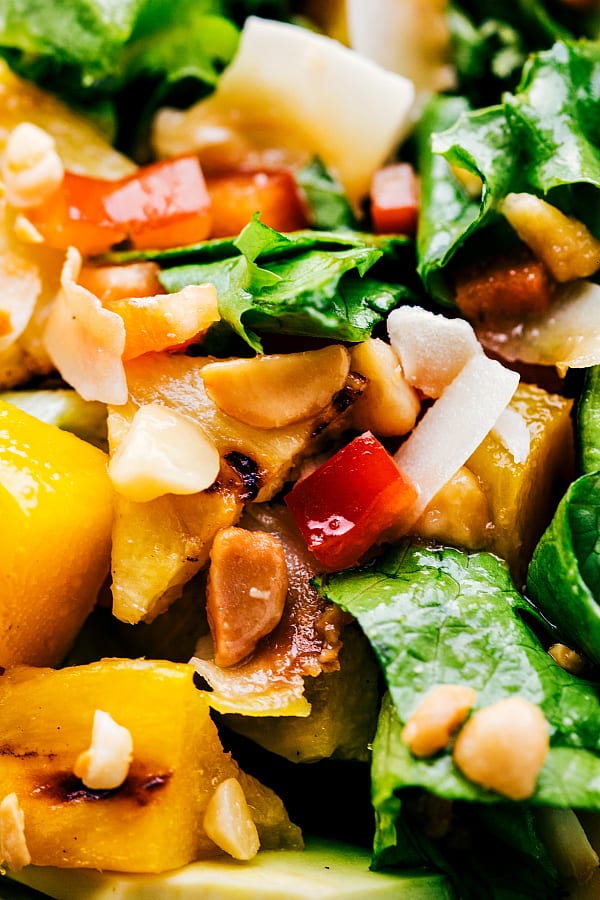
[{"left": 285, "top": 430, "right": 418, "bottom": 570}]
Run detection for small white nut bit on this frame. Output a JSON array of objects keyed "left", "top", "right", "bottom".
[
  {"left": 108, "top": 402, "right": 220, "bottom": 502},
  {"left": 74, "top": 709, "right": 133, "bottom": 791},
  {"left": 1, "top": 122, "right": 64, "bottom": 209},
  {"left": 453, "top": 696, "right": 549, "bottom": 800},
  {"left": 203, "top": 777, "right": 260, "bottom": 861},
  {"left": 0, "top": 793, "right": 31, "bottom": 871}
]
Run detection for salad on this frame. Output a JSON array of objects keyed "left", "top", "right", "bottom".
[{"left": 0, "top": 1, "right": 599, "bottom": 897}]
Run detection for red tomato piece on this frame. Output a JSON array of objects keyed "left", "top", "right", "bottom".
[
  {"left": 206, "top": 170, "right": 309, "bottom": 238},
  {"left": 285, "top": 431, "right": 417, "bottom": 570},
  {"left": 370, "top": 163, "right": 419, "bottom": 235}
]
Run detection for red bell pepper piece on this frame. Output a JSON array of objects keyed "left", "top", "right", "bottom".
[
  {"left": 206, "top": 170, "right": 309, "bottom": 237},
  {"left": 285, "top": 431, "right": 418, "bottom": 570},
  {"left": 370, "top": 162, "right": 419, "bottom": 235},
  {"left": 28, "top": 156, "right": 212, "bottom": 255}
]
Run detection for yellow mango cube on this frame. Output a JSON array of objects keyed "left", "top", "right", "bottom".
[
  {"left": 0, "top": 400, "right": 114, "bottom": 666},
  {"left": 0, "top": 659, "right": 239, "bottom": 872}
]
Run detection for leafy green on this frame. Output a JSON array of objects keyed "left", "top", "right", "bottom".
[
  {"left": 316, "top": 541, "right": 600, "bottom": 895},
  {"left": 295, "top": 158, "right": 356, "bottom": 231},
  {"left": 373, "top": 697, "right": 561, "bottom": 900},
  {"left": 418, "top": 40, "right": 600, "bottom": 302},
  {"left": 527, "top": 471, "right": 600, "bottom": 665},
  {"left": 159, "top": 217, "right": 415, "bottom": 351},
  {"left": 0, "top": 0, "right": 240, "bottom": 153},
  {"left": 578, "top": 366, "right": 600, "bottom": 476}
]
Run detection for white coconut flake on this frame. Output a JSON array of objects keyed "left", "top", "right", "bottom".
[
  {"left": 492, "top": 406, "right": 531, "bottom": 465},
  {"left": 44, "top": 247, "right": 127, "bottom": 405},
  {"left": 153, "top": 16, "right": 414, "bottom": 207},
  {"left": 395, "top": 352, "right": 519, "bottom": 527},
  {"left": 387, "top": 305, "right": 480, "bottom": 397}
]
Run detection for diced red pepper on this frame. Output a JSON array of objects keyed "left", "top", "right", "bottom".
[
  {"left": 206, "top": 170, "right": 309, "bottom": 237},
  {"left": 370, "top": 163, "right": 419, "bottom": 235},
  {"left": 27, "top": 156, "right": 212, "bottom": 255},
  {"left": 104, "top": 156, "right": 212, "bottom": 250},
  {"left": 284, "top": 431, "right": 418, "bottom": 570}
]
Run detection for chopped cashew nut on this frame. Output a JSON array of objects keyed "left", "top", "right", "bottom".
[
  {"left": 108, "top": 402, "right": 220, "bottom": 502},
  {"left": 453, "top": 696, "right": 549, "bottom": 800},
  {"left": 0, "top": 793, "right": 30, "bottom": 871},
  {"left": 549, "top": 643, "right": 586, "bottom": 676},
  {"left": 73, "top": 709, "right": 133, "bottom": 791},
  {"left": 203, "top": 778, "right": 260, "bottom": 861},
  {"left": 402, "top": 684, "right": 477, "bottom": 758},
  {"left": 201, "top": 345, "right": 351, "bottom": 429},
  {"left": 350, "top": 338, "right": 420, "bottom": 437},
  {"left": 207, "top": 527, "right": 288, "bottom": 667},
  {"left": 1, "top": 123, "right": 64, "bottom": 209},
  {"left": 501, "top": 192, "right": 600, "bottom": 282}
]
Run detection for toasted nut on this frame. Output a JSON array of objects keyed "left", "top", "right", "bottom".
[
  {"left": 108, "top": 402, "right": 220, "bottom": 502},
  {"left": 350, "top": 338, "right": 420, "bottom": 437},
  {"left": 201, "top": 344, "right": 351, "bottom": 428},
  {"left": 73, "top": 709, "right": 133, "bottom": 791},
  {"left": 402, "top": 684, "right": 477, "bottom": 758},
  {"left": 412, "top": 466, "right": 491, "bottom": 550},
  {"left": 1, "top": 123, "right": 64, "bottom": 208},
  {"left": 548, "top": 643, "right": 586, "bottom": 675},
  {"left": 453, "top": 696, "right": 549, "bottom": 800},
  {"left": 501, "top": 192, "right": 600, "bottom": 282},
  {"left": 207, "top": 527, "right": 288, "bottom": 667},
  {"left": 203, "top": 777, "right": 260, "bottom": 861},
  {"left": 0, "top": 793, "right": 30, "bottom": 871}
]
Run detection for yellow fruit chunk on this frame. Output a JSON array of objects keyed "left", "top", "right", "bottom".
[
  {"left": 0, "top": 60, "right": 135, "bottom": 179},
  {"left": 0, "top": 660, "right": 230, "bottom": 872},
  {"left": 467, "top": 382, "right": 574, "bottom": 580},
  {"left": 0, "top": 659, "right": 299, "bottom": 873},
  {"left": 0, "top": 400, "right": 114, "bottom": 666}
]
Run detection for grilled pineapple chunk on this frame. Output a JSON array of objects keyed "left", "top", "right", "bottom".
[
  {"left": 467, "top": 382, "right": 574, "bottom": 579},
  {"left": 108, "top": 352, "right": 362, "bottom": 624}
]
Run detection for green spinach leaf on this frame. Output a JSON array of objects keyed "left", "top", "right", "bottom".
[
  {"left": 527, "top": 471, "right": 600, "bottom": 664},
  {"left": 158, "top": 217, "right": 414, "bottom": 351},
  {"left": 578, "top": 366, "right": 600, "bottom": 476}
]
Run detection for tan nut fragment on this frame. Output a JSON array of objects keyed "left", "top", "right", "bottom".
[
  {"left": 350, "top": 338, "right": 420, "bottom": 437},
  {"left": 203, "top": 777, "right": 260, "bottom": 861},
  {"left": 74, "top": 709, "right": 133, "bottom": 791},
  {"left": 0, "top": 793, "right": 30, "bottom": 871},
  {"left": 402, "top": 684, "right": 477, "bottom": 758},
  {"left": 207, "top": 527, "right": 288, "bottom": 667},
  {"left": 453, "top": 696, "right": 549, "bottom": 800},
  {"left": 501, "top": 192, "right": 600, "bottom": 282},
  {"left": 1, "top": 123, "right": 64, "bottom": 209},
  {"left": 548, "top": 643, "right": 586, "bottom": 676},
  {"left": 201, "top": 344, "right": 351, "bottom": 428}
]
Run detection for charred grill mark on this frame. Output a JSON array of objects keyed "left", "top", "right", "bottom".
[
  {"left": 0, "top": 744, "right": 55, "bottom": 761},
  {"left": 31, "top": 767, "right": 173, "bottom": 807},
  {"left": 224, "top": 451, "right": 263, "bottom": 500},
  {"left": 333, "top": 372, "right": 366, "bottom": 412}
]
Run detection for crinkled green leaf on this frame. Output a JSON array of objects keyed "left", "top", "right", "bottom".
[
  {"left": 527, "top": 472, "right": 600, "bottom": 665},
  {"left": 159, "top": 218, "right": 414, "bottom": 351},
  {"left": 578, "top": 366, "right": 600, "bottom": 476},
  {"left": 316, "top": 542, "right": 600, "bottom": 804}
]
